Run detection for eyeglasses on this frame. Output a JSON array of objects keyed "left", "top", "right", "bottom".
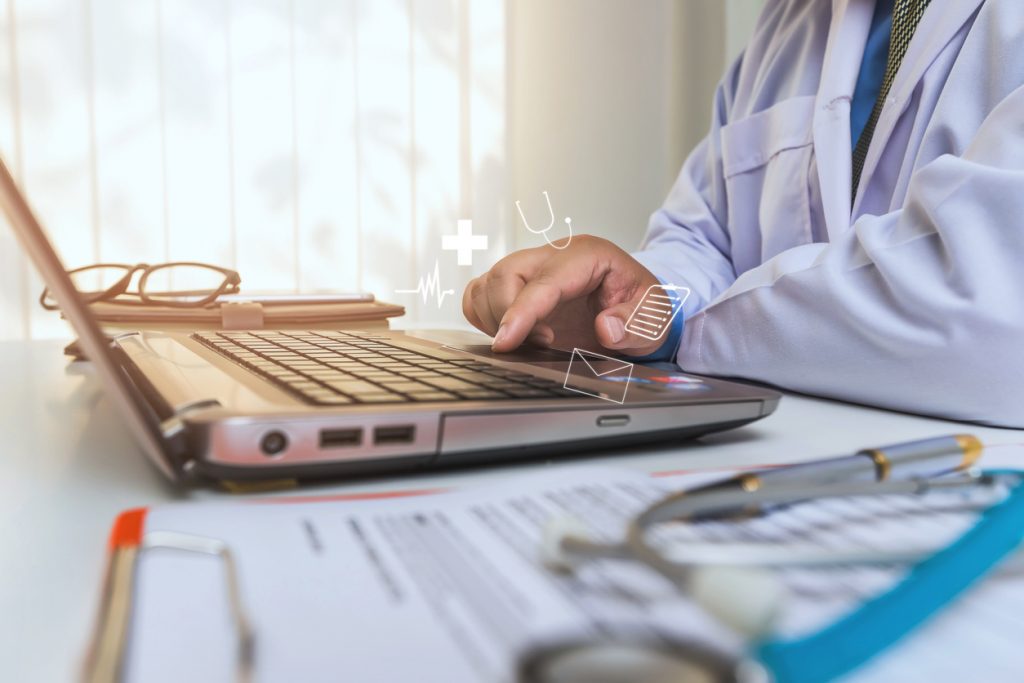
[{"left": 40, "top": 261, "right": 241, "bottom": 310}]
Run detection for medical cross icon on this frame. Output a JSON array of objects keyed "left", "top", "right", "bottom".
[{"left": 442, "top": 219, "right": 488, "bottom": 266}]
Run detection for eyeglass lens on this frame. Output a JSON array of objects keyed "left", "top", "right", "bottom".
[
  {"left": 67, "top": 264, "right": 135, "bottom": 297},
  {"left": 140, "top": 263, "right": 234, "bottom": 302},
  {"left": 42, "top": 262, "right": 239, "bottom": 309}
]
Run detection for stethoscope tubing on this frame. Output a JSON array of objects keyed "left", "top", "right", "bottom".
[
  {"left": 515, "top": 191, "right": 573, "bottom": 250},
  {"left": 557, "top": 474, "right": 988, "bottom": 580},
  {"left": 528, "top": 472, "right": 1024, "bottom": 683}
]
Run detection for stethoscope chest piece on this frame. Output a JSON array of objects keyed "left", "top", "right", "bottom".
[{"left": 517, "top": 634, "right": 771, "bottom": 683}]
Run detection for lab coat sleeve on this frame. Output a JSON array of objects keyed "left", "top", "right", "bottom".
[
  {"left": 631, "top": 59, "right": 742, "bottom": 319},
  {"left": 680, "top": 85, "right": 1024, "bottom": 427}
]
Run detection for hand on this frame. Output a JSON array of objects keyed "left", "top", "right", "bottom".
[{"left": 462, "top": 235, "right": 665, "bottom": 356}]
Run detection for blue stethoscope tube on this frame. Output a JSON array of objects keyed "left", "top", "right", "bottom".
[
  {"left": 757, "top": 470, "right": 1024, "bottom": 683},
  {"left": 531, "top": 471, "right": 1024, "bottom": 683}
]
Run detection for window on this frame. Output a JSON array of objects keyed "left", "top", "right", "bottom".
[{"left": 0, "top": 0, "right": 506, "bottom": 338}]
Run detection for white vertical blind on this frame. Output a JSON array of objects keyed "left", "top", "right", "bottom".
[
  {"left": 0, "top": 1, "right": 765, "bottom": 343},
  {"left": 0, "top": 0, "right": 506, "bottom": 339}
]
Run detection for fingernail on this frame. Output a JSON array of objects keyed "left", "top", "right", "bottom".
[
  {"left": 493, "top": 324, "right": 508, "bottom": 347},
  {"left": 604, "top": 316, "right": 625, "bottom": 344}
]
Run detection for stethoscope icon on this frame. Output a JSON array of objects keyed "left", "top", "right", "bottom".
[{"left": 515, "top": 191, "right": 573, "bottom": 250}]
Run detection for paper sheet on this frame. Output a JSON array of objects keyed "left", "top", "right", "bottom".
[{"left": 121, "top": 463, "right": 1024, "bottom": 682}]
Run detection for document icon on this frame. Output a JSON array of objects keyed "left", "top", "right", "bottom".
[
  {"left": 625, "top": 284, "right": 691, "bottom": 341},
  {"left": 563, "top": 348, "right": 635, "bottom": 404}
]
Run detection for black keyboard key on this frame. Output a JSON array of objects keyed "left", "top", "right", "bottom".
[
  {"left": 406, "top": 371, "right": 447, "bottom": 379},
  {"left": 408, "top": 391, "right": 459, "bottom": 401},
  {"left": 374, "top": 382, "right": 425, "bottom": 393},
  {"left": 373, "top": 375, "right": 411, "bottom": 383},
  {"left": 483, "top": 369, "right": 535, "bottom": 379},
  {"left": 391, "top": 345, "right": 462, "bottom": 360},
  {"left": 325, "top": 380, "right": 382, "bottom": 394},
  {"left": 422, "top": 377, "right": 479, "bottom": 392},
  {"left": 456, "top": 361, "right": 494, "bottom": 370},
  {"left": 442, "top": 369, "right": 491, "bottom": 379},
  {"left": 457, "top": 389, "right": 510, "bottom": 400},
  {"left": 305, "top": 370, "right": 350, "bottom": 380},
  {"left": 311, "top": 395, "right": 355, "bottom": 405},
  {"left": 192, "top": 331, "right": 585, "bottom": 406},
  {"left": 350, "top": 370, "right": 396, "bottom": 379},
  {"left": 505, "top": 388, "right": 556, "bottom": 398},
  {"left": 354, "top": 393, "right": 404, "bottom": 404},
  {"left": 480, "top": 380, "right": 525, "bottom": 389}
]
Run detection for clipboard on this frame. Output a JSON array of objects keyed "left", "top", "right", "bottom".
[
  {"left": 83, "top": 484, "right": 446, "bottom": 682},
  {"left": 84, "top": 509, "right": 254, "bottom": 683},
  {"left": 82, "top": 463, "right": 1024, "bottom": 683},
  {"left": 74, "top": 467, "right": 809, "bottom": 682}
]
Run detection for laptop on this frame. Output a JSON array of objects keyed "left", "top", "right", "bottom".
[{"left": 0, "top": 158, "right": 780, "bottom": 486}]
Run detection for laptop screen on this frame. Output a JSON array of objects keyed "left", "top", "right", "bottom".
[{"left": 0, "top": 156, "right": 177, "bottom": 480}]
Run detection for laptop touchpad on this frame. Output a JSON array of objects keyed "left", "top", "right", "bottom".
[{"left": 448, "top": 344, "right": 571, "bottom": 365}]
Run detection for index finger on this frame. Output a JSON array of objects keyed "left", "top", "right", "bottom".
[{"left": 492, "top": 251, "right": 605, "bottom": 352}]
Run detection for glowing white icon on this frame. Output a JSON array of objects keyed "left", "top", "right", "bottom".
[
  {"left": 515, "top": 191, "right": 573, "bottom": 250},
  {"left": 395, "top": 260, "right": 455, "bottom": 308},
  {"left": 625, "top": 284, "right": 691, "bottom": 341},
  {"left": 563, "top": 348, "right": 634, "bottom": 404},
  {"left": 442, "top": 219, "right": 488, "bottom": 266}
]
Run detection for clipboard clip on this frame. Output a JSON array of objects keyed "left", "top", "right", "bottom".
[{"left": 85, "top": 531, "right": 256, "bottom": 683}]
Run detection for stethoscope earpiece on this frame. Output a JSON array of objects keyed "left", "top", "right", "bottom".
[{"left": 516, "top": 191, "right": 574, "bottom": 250}]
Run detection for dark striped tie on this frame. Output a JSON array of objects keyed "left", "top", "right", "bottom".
[{"left": 851, "top": 0, "right": 932, "bottom": 204}]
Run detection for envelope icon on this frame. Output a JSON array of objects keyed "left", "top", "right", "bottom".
[{"left": 563, "top": 348, "right": 635, "bottom": 404}]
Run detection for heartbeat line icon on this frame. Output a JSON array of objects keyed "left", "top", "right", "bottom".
[{"left": 395, "top": 260, "right": 456, "bottom": 308}]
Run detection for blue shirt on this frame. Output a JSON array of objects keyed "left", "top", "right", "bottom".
[{"left": 641, "top": 1, "right": 895, "bottom": 362}]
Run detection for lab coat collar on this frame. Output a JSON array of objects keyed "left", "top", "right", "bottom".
[
  {"left": 851, "top": 0, "right": 984, "bottom": 217},
  {"left": 813, "top": 0, "right": 874, "bottom": 240}
]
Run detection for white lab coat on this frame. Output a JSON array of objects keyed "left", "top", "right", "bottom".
[{"left": 634, "top": 0, "right": 1024, "bottom": 427}]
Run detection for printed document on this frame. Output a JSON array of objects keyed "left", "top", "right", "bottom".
[{"left": 121, "top": 463, "right": 1024, "bottom": 682}]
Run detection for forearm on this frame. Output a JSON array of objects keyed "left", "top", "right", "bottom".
[{"left": 677, "top": 147, "right": 1024, "bottom": 427}]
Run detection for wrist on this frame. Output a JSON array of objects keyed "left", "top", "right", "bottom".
[{"left": 622, "top": 280, "right": 686, "bottom": 362}]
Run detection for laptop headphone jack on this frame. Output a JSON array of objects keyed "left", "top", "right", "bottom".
[{"left": 260, "top": 431, "right": 289, "bottom": 456}]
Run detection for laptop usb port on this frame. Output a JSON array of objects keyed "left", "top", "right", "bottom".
[
  {"left": 373, "top": 425, "right": 416, "bottom": 445},
  {"left": 320, "top": 428, "right": 363, "bottom": 448}
]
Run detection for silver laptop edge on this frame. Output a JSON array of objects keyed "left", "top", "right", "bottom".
[
  {"left": 0, "top": 158, "right": 181, "bottom": 481},
  {"left": 0, "top": 155, "right": 780, "bottom": 486}
]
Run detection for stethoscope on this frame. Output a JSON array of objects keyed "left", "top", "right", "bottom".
[
  {"left": 517, "top": 470, "right": 1024, "bottom": 683},
  {"left": 516, "top": 191, "right": 574, "bottom": 250}
]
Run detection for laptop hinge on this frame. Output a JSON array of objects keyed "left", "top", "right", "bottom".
[
  {"left": 110, "top": 340, "right": 222, "bottom": 478},
  {"left": 160, "top": 399, "right": 221, "bottom": 442}
]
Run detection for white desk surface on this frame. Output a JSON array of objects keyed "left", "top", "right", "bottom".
[{"left": 1, "top": 338, "right": 1021, "bottom": 682}]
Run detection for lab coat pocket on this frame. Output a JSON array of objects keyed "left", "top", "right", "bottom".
[{"left": 721, "top": 95, "right": 816, "bottom": 266}]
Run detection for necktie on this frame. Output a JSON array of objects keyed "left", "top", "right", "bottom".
[{"left": 851, "top": 0, "right": 932, "bottom": 203}]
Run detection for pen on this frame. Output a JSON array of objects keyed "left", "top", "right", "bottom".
[{"left": 688, "top": 434, "right": 983, "bottom": 517}]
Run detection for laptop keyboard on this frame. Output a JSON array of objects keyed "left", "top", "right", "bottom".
[{"left": 193, "top": 330, "right": 581, "bottom": 405}]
